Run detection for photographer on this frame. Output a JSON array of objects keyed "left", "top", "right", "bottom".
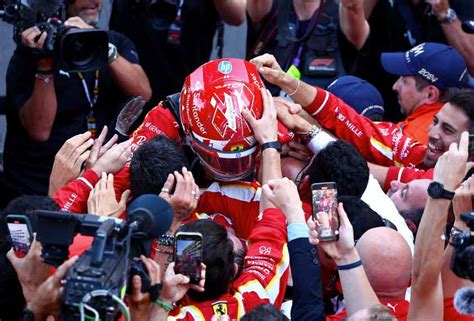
[{"left": 1, "top": 0, "right": 151, "bottom": 206}]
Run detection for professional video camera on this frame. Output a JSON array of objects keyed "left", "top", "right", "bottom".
[
  {"left": 0, "top": 0, "right": 108, "bottom": 72},
  {"left": 8, "top": 194, "right": 173, "bottom": 321},
  {"left": 450, "top": 212, "right": 474, "bottom": 281}
]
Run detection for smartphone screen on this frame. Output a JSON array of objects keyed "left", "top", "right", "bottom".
[
  {"left": 6, "top": 215, "right": 33, "bottom": 258},
  {"left": 174, "top": 232, "right": 203, "bottom": 284},
  {"left": 311, "top": 182, "right": 339, "bottom": 242}
]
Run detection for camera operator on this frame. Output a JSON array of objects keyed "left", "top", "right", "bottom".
[{"left": 1, "top": 0, "right": 151, "bottom": 207}]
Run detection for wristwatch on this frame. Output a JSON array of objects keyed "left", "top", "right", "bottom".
[
  {"left": 301, "top": 125, "right": 321, "bottom": 145},
  {"left": 108, "top": 43, "right": 119, "bottom": 64},
  {"left": 427, "top": 182, "right": 455, "bottom": 200},
  {"left": 438, "top": 8, "right": 458, "bottom": 24},
  {"left": 261, "top": 141, "right": 282, "bottom": 153}
]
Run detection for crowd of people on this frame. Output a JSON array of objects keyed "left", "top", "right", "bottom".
[{"left": 1, "top": 0, "right": 474, "bottom": 320}]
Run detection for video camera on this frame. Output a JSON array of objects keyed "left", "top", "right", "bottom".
[
  {"left": 0, "top": 0, "right": 108, "bottom": 72},
  {"left": 450, "top": 212, "right": 474, "bottom": 281},
  {"left": 7, "top": 194, "right": 173, "bottom": 321}
]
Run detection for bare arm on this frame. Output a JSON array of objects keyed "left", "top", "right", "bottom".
[
  {"left": 247, "top": 0, "right": 273, "bottom": 23},
  {"left": 441, "top": 175, "right": 474, "bottom": 299},
  {"left": 309, "top": 204, "right": 379, "bottom": 316},
  {"left": 339, "top": 0, "right": 370, "bottom": 49},
  {"left": 214, "top": 0, "right": 247, "bottom": 25},
  {"left": 18, "top": 27, "right": 58, "bottom": 142},
  {"left": 409, "top": 132, "right": 469, "bottom": 321},
  {"left": 250, "top": 54, "right": 317, "bottom": 107},
  {"left": 108, "top": 56, "right": 152, "bottom": 101},
  {"left": 426, "top": 0, "right": 474, "bottom": 74},
  {"left": 242, "top": 88, "right": 282, "bottom": 211}
]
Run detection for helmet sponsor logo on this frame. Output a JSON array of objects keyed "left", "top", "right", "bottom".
[
  {"left": 230, "top": 145, "right": 244, "bottom": 152},
  {"left": 218, "top": 61, "right": 232, "bottom": 74}
]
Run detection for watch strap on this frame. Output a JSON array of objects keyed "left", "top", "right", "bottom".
[{"left": 261, "top": 141, "right": 282, "bottom": 153}]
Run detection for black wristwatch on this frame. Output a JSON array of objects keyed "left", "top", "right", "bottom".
[
  {"left": 21, "top": 308, "right": 35, "bottom": 321},
  {"left": 261, "top": 141, "right": 282, "bottom": 153},
  {"left": 427, "top": 182, "right": 455, "bottom": 200}
]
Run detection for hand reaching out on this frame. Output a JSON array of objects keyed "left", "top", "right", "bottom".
[
  {"left": 308, "top": 203, "right": 357, "bottom": 264},
  {"left": 91, "top": 138, "right": 133, "bottom": 175},
  {"left": 48, "top": 131, "right": 94, "bottom": 196},
  {"left": 7, "top": 236, "right": 51, "bottom": 303},
  {"left": 27, "top": 256, "right": 79, "bottom": 320},
  {"left": 242, "top": 88, "right": 278, "bottom": 144},
  {"left": 159, "top": 168, "right": 200, "bottom": 222},
  {"left": 87, "top": 172, "right": 130, "bottom": 217}
]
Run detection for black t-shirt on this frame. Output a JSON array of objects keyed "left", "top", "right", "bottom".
[
  {"left": 109, "top": 0, "right": 219, "bottom": 106},
  {"left": 3, "top": 30, "right": 139, "bottom": 198},
  {"left": 339, "top": 0, "right": 474, "bottom": 122}
]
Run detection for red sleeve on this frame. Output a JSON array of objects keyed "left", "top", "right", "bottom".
[
  {"left": 113, "top": 103, "right": 181, "bottom": 198},
  {"left": 305, "top": 89, "right": 427, "bottom": 168},
  {"left": 53, "top": 169, "right": 100, "bottom": 213},
  {"left": 384, "top": 167, "right": 434, "bottom": 192},
  {"left": 197, "top": 181, "right": 261, "bottom": 240},
  {"left": 233, "top": 207, "right": 289, "bottom": 308}
]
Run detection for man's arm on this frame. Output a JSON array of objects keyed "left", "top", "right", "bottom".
[
  {"left": 251, "top": 54, "right": 427, "bottom": 168},
  {"left": 426, "top": 0, "right": 474, "bottom": 74},
  {"left": 15, "top": 27, "right": 57, "bottom": 142},
  {"left": 367, "top": 162, "right": 389, "bottom": 188},
  {"left": 108, "top": 56, "right": 151, "bottom": 101},
  {"left": 105, "top": 30, "right": 152, "bottom": 101},
  {"left": 441, "top": 174, "right": 474, "bottom": 300},
  {"left": 213, "top": 0, "right": 246, "bottom": 25},
  {"left": 246, "top": 0, "right": 273, "bottom": 24},
  {"left": 339, "top": 0, "right": 370, "bottom": 49},
  {"left": 408, "top": 132, "right": 469, "bottom": 321},
  {"left": 308, "top": 203, "right": 379, "bottom": 316}
]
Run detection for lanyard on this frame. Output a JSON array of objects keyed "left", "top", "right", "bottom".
[
  {"left": 292, "top": 4, "right": 324, "bottom": 67},
  {"left": 78, "top": 70, "right": 100, "bottom": 137}
]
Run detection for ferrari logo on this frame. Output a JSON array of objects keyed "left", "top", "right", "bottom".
[{"left": 212, "top": 301, "right": 228, "bottom": 316}]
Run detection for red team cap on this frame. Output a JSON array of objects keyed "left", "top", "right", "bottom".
[{"left": 180, "top": 58, "right": 265, "bottom": 181}]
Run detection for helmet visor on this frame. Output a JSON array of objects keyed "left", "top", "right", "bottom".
[{"left": 191, "top": 139, "right": 257, "bottom": 181}]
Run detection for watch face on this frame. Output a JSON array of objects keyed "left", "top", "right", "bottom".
[{"left": 429, "top": 182, "right": 443, "bottom": 197}]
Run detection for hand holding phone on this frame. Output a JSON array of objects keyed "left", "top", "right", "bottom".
[
  {"left": 174, "top": 232, "right": 203, "bottom": 285},
  {"left": 311, "top": 182, "right": 339, "bottom": 242},
  {"left": 6, "top": 214, "right": 34, "bottom": 258}
]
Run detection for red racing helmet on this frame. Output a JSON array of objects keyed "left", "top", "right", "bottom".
[{"left": 180, "top": 58, "right": 265, "bottom": 181}]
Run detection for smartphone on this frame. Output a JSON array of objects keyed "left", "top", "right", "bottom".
[
  {"left": 174, "top": 232, "right": 203, "bottom": 285},
  {"left": 311, "top": 182, "right": 339, "bottom": 242},
  {"left": 6, "top": 214, "right": 34, "bottom": 258}
]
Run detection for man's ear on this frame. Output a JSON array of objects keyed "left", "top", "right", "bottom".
[{"left": 425, "top": 85, "right": 440, "bottom": 104}]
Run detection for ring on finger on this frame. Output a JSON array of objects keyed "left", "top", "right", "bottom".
[
  {"left": 191, "top": 190, "right": 196, "bottom": 196},
  {"left": 161, "top": 188, "right": 170, "bottom": 193}
]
